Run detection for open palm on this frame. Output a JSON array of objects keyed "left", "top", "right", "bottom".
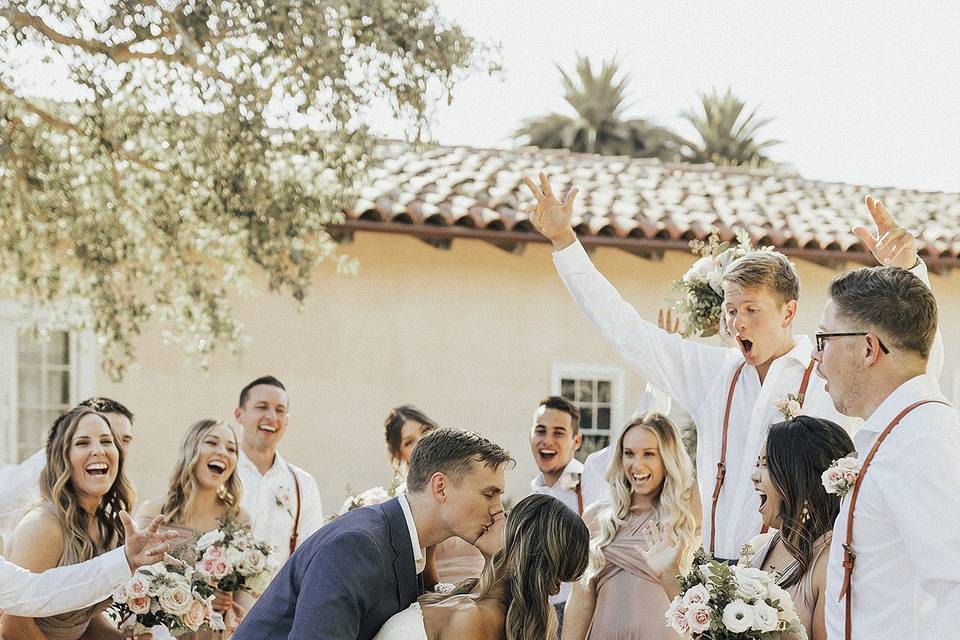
[{"left": 852, "top": 196, "right": 918, "bottom": 269}]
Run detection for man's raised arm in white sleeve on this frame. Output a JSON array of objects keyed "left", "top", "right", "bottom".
[{"left": 0, "top": 512, "right": 176, "bottom": 616}]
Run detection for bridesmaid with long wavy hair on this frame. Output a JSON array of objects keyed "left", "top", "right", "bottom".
[
  {"left": 1, "top": 406, "right": 135, "bottom": 640},
  {"left": 136, "top": 419, "right": 250, "bottom": 637},
  {"left": 563, "top": 413, "right": 701, "bottom": 640}
]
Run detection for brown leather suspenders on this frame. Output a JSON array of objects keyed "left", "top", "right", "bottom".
[
  {"left": 838, "top": 399, "right": 947, "bottom": 640},
  {"left": 709, "top": 359, "right": 815, "bottom": 555}
]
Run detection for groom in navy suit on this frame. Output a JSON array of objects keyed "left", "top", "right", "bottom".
[{"left": 233, "top": 428, "right": 513, "bottom": 640}]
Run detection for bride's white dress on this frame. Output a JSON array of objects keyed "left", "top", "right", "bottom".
[{"left": 373, "top": 602, "right": 429, "bottom": 640}]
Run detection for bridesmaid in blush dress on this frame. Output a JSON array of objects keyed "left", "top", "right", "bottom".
[{"left": 562, "top": 414, "right": 701, "bottom": 640}]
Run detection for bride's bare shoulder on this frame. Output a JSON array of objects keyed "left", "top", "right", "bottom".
[{"left": 424, "top": 597, "right": 504, "bottom": 640}]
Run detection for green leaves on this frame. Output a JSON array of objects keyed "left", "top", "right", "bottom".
[
  {"left": 679, "top": 87, "right": 780, "bottom": 167},
  {"left": 0, "top": 0, "right": 477, "bottom": 379}
]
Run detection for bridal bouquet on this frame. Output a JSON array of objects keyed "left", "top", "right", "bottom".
[
  {"left": 194, "top": 519, "right": 278, "bottom": 596},
  {"left": 672, "top": 228, "right": 770, "bottom": 338},
  {"left": 665, "top": 553, "right": 807, "bottom": 639},
  {"left": 109, "top": 558, "right": 223, "bottom": 637}
]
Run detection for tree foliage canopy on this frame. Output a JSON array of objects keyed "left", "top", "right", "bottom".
[{"left": 0, "top": 0, "right": 477, "bottom": 378}]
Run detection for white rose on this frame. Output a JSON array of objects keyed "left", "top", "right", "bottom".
[
  {"left": 734, "top": 565, "right": 774, "bottom": 586},
  {"left": 751, "top": 600, "right": 780, "bottom": 633},
  {"left": 786, "top": 399, "right": 802, "bottom": 417},
  {"left": 225, "top": 544, "right": 245, "bottom": 568},
  {"left": 196, "top": 529, "right": 225, "bottom": 552},
  {"left": 721, "top": 599, "right": 755, "bottom": 634},
  {"left": 209, "top": 612, "right": 226, "bottom": 632},
  {"left": 128, "top": 595, "right": 151, "bottom": 614},
  {"left": 359, "top": 486, "right": 390, "bottom": 505},
  {"left": 245, "top": 569, "right": 274, "bottom": 596},
  {"left": 682, "top": 583, "right": 712, "bottom": 607},
  {"left": 736, "top": 577, "right": 767, "bottom": 601},
  {"left": 836, "top": 456, "right": 860, "bottom": 472},
  {"left": 239, "top": 547, "right": 267, "bottom": 576},
  {"left": 707, "top": 270, "right": 725, "bottom": 295},
  {"left": 716, "top": 247, "right": 738, "bottom": 269},
  {"left": 683, "top": 256, "right": 715, "bottom": 282},
  {"left": 112, "top": 583, "right": 129, "bottom": 604},
  {"left": 157, "top": 582, "right": 194, "bottom": 616},
  {"left": 180, "top": 597, "right": 208, "bottom": 632}
]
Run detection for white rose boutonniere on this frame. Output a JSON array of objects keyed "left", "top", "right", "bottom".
[
  {"left": 560, "top": 472, "right": 581, "bottom": 493},
  {"left": 822, "top": 455, "right": 860, "bottom": 498},
  {"left": 275, "top": 489, "right": 294, "bottom": 517},
  {"left": 774, "top": 393, "right": 804, "bottom": 420}
]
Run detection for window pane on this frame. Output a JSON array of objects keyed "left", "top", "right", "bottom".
[
  {"left": 561, "top": 379, "right": 575, "bottom": 401},
  {"left": 598, "top": 380, "right": 611, "bottom": 403},
  {"left": 47, "top": 370, "right": 70, "bottom": 405},
  {"left": 580, "top": 406, "right": 593, "bottom": 432},
  {"left": 576, "top": 434, "right": 610, "bottom": 462},
  {"left": 597, "top": 407, "right": 611, "bottom": 432},
  {"left": 17, "top": 331, "right": 41, "bottom": 357},
  {"left": 18, "top": 365, "right": 43, "bottom": 406},
  {"left": 577, "top": 379, "right": 593, "bottom": 403},
  {"left": 48, "top": 331, "right": 70, "bottom": 365}
]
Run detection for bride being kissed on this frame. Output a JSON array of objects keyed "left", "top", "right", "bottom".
[{"left": 234, "top": 428, "right": 588, "bottom": 640}]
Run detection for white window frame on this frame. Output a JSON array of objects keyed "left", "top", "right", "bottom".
[
  {"left": 0, "top": 300, "right": 97, "bottom": 466},
  {"left": 550, "top": 363, "right": 626, "bottom": 449}
]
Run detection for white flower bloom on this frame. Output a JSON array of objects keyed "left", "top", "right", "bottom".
[
  {"left": 752, "top": 600, "right": 780, "bottom": 633},
  {"left": 722, "top": 599, "right": 755, "bottom": 633},
  {"left": 683, "top": 256, "right": 715, "bottom": 282},
  {"left": 196, "top": 529, "right": 225, "bottom": 552},
  {"left": 157, "top": 582, "right": 194, "bottom": 616},
  {"left": 209, "top": 612, "right": 226, "bottom": 632},
  {"left": 245, "top": 569, "right": 274, "bottom": 595},
  {"left": 682, "top": 583, "right": 712, "bottom": 607},
  {"left": 836, "top": 456, "right": 860, "bottom": 472}
]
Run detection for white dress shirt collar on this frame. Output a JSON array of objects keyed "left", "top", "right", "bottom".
[
  {"left": 858, "top": 374, "right": 944, "bottom": 434},
  {"left": 238, "top": 448, "right": 285, "bottom": 476},
  {"left": 396, "top": 493, "right": 425, "bottom": 574}
]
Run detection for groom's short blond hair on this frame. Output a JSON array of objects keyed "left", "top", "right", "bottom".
[
  {"left": 722, "top": 251, "right": 800, "bottom": 306},
  {"left": 406, "top": 428, "right": 513, "bottom": 493}
]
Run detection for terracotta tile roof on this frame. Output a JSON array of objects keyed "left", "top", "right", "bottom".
[{"left": 343, "top": 143, "right": 960, "bottom": 268}]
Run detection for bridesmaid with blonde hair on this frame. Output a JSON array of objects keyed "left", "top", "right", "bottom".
[
  {"left": 563, "top": 413, "right": 701, "bottom": 640},
  {"left": 136, "top": 419, "right": 251, "bottom": 637}
]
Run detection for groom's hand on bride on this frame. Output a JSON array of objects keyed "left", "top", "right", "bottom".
[{"left": 523, "top": 172, "right": 579, "bottom": 250}]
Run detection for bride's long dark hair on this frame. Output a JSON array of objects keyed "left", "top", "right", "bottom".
[
  {"left": 767, "top": 416, "right": 854, "bottom": 587},
  {"left": 421, "top": 494, "right": 589, "bottom": 640}
]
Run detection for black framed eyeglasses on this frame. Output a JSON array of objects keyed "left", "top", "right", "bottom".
[{"left": 815, "top": 332, "right": 890, "bottom": 354}]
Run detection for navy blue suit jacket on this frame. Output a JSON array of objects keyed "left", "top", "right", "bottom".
[{"left": 233, "top": 497, "right": 419, "bottom": 640}]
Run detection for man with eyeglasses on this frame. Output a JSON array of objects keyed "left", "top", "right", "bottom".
[
  {"left": 526, "top": 174, "right": 942, "bottom": 564},
  {"left": 813, "top": 265, "right": 960, "bottom": 640}
]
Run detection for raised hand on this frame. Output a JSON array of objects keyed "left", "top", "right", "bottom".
[
  {"left": 852, "top": 195, "right": 919, "bottom": 270},
  {"left": 636, "top": 522, "right": 680, "bottom": 579},
  {"left": 121, "top": 511, "right": 179, "bottom": 571},
  {"left": 658, "top": 307, "right": 681, "bottom": 334},
  {"left": 522, "top": 172, "right": 579, "bottom": 250}
]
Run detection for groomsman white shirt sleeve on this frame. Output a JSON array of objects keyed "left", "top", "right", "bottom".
[
  {"left": 0, "top": 547, "right": 130, "bottom": 616},
  {"left": 238, "top": 451, "right": 323, "bottom": 565},
  {"left": 580, "top": 447, "right": 613, "bottom": 510},
  {"left": 826, "top": 375, "right": 960, "bottom": 640},
  {"left": 553, "top": 240, "right": 850, "bottom": 559}
]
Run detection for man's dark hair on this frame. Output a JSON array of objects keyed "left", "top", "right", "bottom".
[
  {"left": 828, "top": 266, "right": 937, "bottom": 357},
  {"left": 406, "top": 428, "right": 514, "bottom": 493},
  {"left": 238, "top": 375, "right": 287, "bottom": 408},
  {"left": 78, "top": 397, "right": 134, "bottom": 423},
  {"left": 537, "top": 396, "right": 581, "bottom": 434}
]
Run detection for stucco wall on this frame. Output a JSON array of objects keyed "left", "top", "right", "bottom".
[{"left": 99, "top": 232, "right": 960, "bottom": 512}]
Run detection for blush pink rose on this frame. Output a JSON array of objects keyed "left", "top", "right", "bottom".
[
  {"left": 126, "top": 575, "right": 151, "bottom": 598},
  {"left": 203, "top": 545, "right": 225, "bottom": 561},
  {"left": 669, "top": 609, "right": 691, "bottom": 635},
  {"left": 843, "top": 471, "right": 857, "bottom": 484},
  {"left": 686, "top": 604, "right": 712, "bottom": 633},
  {"left": 180, "top": 597, "right": 208, "bottom": 631},
  {"left": 128, "top": 595, "right": 151, "bottom": 614},
  {"left": 199, "top": 558, "right": 217, "bottom": 576},
  {"left": 211, "top": 559, "right": 231, "bottom": 579}
]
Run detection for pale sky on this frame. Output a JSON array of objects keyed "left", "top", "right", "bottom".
[{"left": 374, "top": 1, "right": 960, "bottom": 193}]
